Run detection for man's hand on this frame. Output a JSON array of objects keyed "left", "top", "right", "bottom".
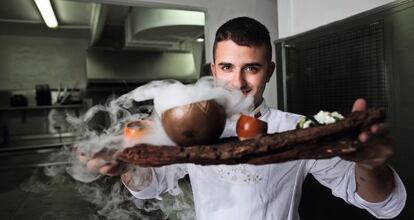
[
  {"left": 341, "top": 98, "right": 393, "bottom": 168},
  {"left": 73, "top": 146, "right": 154, "bottom": 192},
  {"left": 75, "top": 148, "right": 130, "bottom": 176},
  {"left": 341, "top": 98, "right": 395, "bottom": 202}
]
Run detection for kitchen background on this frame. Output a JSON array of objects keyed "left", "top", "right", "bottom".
[
  {"left": 0, "top": 0, "right": 205, "bottom": 148},
  {"left": 0, "top": 0, "right": 412, "bottom": 219}
]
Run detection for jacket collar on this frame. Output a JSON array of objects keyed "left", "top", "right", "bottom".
[{"left": 252, "top": 100, "right": 270, "bottom": 118}]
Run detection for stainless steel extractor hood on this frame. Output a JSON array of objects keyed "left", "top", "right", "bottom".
[
  {"left": 124, "top": 8, "right": 205, "bottom": 50},
  {"left": 86, "top": 6, "right": 205, "bottom": 86},
  {"left": 86, "top": 49, "right": 198, "bottom": 85}
]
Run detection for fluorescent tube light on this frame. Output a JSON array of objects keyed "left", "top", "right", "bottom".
[
  {"left": 34, "top": 0, "right": 58, "bottom": 28},
  {"left": 196, "top": 37, "right": 204, "bottom": 42}
]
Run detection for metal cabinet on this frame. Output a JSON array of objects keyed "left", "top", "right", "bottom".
[{"left": 275, "top": 1, "right": 414, "bottom": 219}]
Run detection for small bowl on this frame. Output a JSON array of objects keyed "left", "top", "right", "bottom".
[
  {"left": 162, "top": 99, "right": 226, "bottom": 146},
  {"left": 124, "top": 120, "right": 152, "bottom": 140}
]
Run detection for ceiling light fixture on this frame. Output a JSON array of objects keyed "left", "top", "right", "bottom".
[
  {"left": 34, "top": 0, "right": 58, "bottom": 28},
  {"left": 196, "top": 37, "right": 204, "bottom": 42}
]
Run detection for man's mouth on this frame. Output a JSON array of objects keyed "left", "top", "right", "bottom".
[{"left": 241, "top": 89, "right": 252, "bottom": 96}]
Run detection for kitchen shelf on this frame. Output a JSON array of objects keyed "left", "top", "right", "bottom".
[
  {"left": 0, "top": 132, "right": 77, "bottom": 152},
  {"left": 0, "top": 141, "right": 74, "bottom": 153},
  {"left": 0, "top": 103, "right": 85, "bottom": 111}
]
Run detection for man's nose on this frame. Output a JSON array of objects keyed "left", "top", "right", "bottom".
[{"left": 230, "top": 71, "right": 247, "bottom": 89}]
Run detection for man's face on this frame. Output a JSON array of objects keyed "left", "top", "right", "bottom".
[{"left": 211, "top": 40, "right": 275, "bottom": 106}]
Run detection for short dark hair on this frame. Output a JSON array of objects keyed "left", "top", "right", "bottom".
[{"left": 213, "top": 17, "right": 272, "bottom": 62}]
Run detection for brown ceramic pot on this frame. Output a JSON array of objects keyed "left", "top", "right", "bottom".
[{"left": 162, "top": 99, "right": 226, "bottom": 146}]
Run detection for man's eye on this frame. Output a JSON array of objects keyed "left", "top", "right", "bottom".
[
  {"left": 221, "top": 66, "right": 232, "bottom": 71},
  {"left": 245, "top": 66, "right": 258, "bottom": 73}
]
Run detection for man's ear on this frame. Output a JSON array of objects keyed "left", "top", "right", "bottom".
[
  {"left": 266, "top": 61, "right": 276, "bottom": 82},
  {"left": 210, "top": 62, "right": 217, "bottom": 77}
]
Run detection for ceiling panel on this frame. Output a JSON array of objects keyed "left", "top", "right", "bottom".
[
  {"left": 106, "top": 5, "right": 130, "bottom": 26},
  {"left": 0, "top": 0, "right": 92, "bottom": 27},
  {"left": 53, "top": 0, "right": 92, "bottom": 26},
  {"left": 0, "top": 0, "right": 41, "bottom": 21}
]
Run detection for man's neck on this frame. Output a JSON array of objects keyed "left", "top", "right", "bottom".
[
  {"left": 253, "top": 99, "right": 265, "bottom": 118},
  {"left": 254, "top": 98, "right": 264, "bottom": 109}
]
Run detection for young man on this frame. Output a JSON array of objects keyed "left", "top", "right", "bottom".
[{"left": 87, "top": 17, "right": 406, "bottom": 219}]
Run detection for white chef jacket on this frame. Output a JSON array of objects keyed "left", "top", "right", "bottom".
[{"left": 124, "top": 101, "right": 406, "bottom": 220}]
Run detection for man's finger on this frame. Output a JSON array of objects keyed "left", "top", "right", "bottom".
[
  {"left": 74, "top": 148, "right": 91, "bottom": 164},
  {"left": 99, "top": 164, "right": 117, "bottom": 176},
  {"left": 77, "top": 154, "right": 90, "bottom": 164},
  {"left": 371, "top": 123, "right": 389, "bottom": 134},
  {"left": 358, "top": 158, "right": 388, "bottom": 169},
  {"left": 358, "top": 131, "right": 371, "bottom": 143},
  {"left": 352, "top": 98, "right": 367, "bottom": 112},
  {"left": 87, "top": 158, "right": 109, "bottom": 172},
  {"left": 100, "top": 162, "right": 128, "bottom": 176}
]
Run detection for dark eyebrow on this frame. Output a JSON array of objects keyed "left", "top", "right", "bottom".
[
  {"left": 243, "top": 63, "right": 262, "bottom": 68},
  {"left": 217, "top": 62, "right": 233, "bottom": 66}
]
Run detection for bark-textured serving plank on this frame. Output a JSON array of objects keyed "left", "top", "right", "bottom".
[{"left": 117, "top": 108, "right": 387, "bottom": 166}]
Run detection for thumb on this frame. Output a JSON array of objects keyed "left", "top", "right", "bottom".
[{"left": 352, "top": 98, "right": 367, "bottom": 112}]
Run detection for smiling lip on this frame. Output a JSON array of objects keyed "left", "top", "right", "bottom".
[{"left": 242, "top": 90, "right": 252, "bottom": 95}]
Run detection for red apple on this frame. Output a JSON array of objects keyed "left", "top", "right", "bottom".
[{"left": 236, "top": 115, "right": 268, "bottom": 140}]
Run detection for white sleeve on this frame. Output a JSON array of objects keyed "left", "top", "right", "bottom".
[
  {"left": 122, "top": 164, "right": 188, "bottom": 200},
  {"left": 307, "top": 157, "right": 406, "bottom": 219}
]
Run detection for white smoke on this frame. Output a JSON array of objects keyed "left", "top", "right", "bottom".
[
  {"left": 128, "top": 76, "right": 253, "bottom": 116},
  {"left": 22, "top": 76, "right": 253, "bottom": 219},
  {"left": 66, "top": 76, "right": 252, "bottom": 183}
]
